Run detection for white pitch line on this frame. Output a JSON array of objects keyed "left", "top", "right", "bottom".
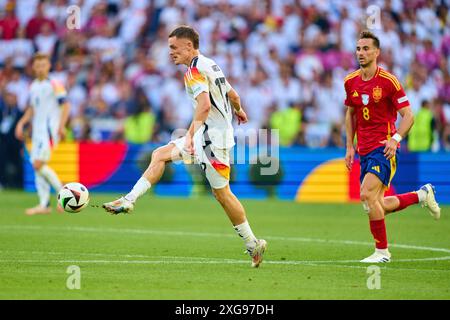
[
  {"left": 1, "top": 224, "right": 449, "bottom": 254},
  {"left": 0, "top": 257, "right": 449, "bottom": 273},
  {"left": 1, "top": 250, "right": 450, "bottom": 264}
]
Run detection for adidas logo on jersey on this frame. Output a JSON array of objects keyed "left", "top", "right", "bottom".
[
  {"left": 371, "top": 166, "right": 380, "bottom": 173},
  {"left": 352, "top": 90, "right": 359, "bottom": 97}
]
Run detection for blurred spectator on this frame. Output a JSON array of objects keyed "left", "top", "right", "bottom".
[
  {"left": 122, "top": 92, "right": 156, "bottom": 144},
  {"left": 327, "top": 123, "right": 344, "bottom": 148},
  {"left": 10, "top": 28, "right": 33, "bottom": 69},
  {"left": 4, "top": 69, "right": 29, "bottom": 111},
  {"left": 34, "top": 21, "right": 58, "bottom": 56},
  {"left": 442, "top": 102, "right": 450, "bottom": 151},
  {"left": 0, "top": 1, "right": 20, "bottom": 40},
  {"left": 0, "top": 0, "right": 447, "bottom": 151},
  {"left": 0, "top": 88, "right": 23, "bottom": 188},
  {"left": 272, "top": 63, "right": 302, "bottom": 110},
  {"left": 313, "top": 71, "right": 344, "bottom": 126},
  {"left": 269, "top": 102, "right": 302, "bottom": 147},
  {"left": 84, "top": 2, "right": 110, "bottom": 36},
  {"left": 117, "top": 0, "right": 147, "bottom": 59},
  {"left": 66, "top": 71, "right": 87, "bottom": 117},
  {"left": 44, "top": 0, "right": 70, "bottom": 29},
  {"left": 408, "top": 100, "right": 435, "bottom": 152},
  {"left": 25, "top": 1, "right": 56, "bottom": 39},
  {"left": 416, "top": 39, "right": 442, "bottom": 72},
  {"left": 295, "top": 41, "right": 323, "bottom": 81}
]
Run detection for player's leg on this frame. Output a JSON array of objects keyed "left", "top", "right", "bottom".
[
  {"left": 360, "top": 173, "right": 391, "bottom": 263},
  {"left": 34, "top": 160, "right": 63, "bottom": 193},
  {"left": 383, "top": 185, "right": 441, "bottom": 219},
  {"left": 203, "top": 140, "right": 267, "bottom": 268},
  {"left": 379, "top": 149, "right": 440, "bottom": 219},
  {"left": 26, "top": 159, "right": 51, "bottom": 215},
  {"left": 26, "top": 138, "right": 58, "bottom": 215},
  {"left": 211, "top": 184, "right": 246, "bottom": 225},
  {"left": 102, "top": 143, "right": 182, "bottom": 214},
  {"left": 32, "top": 138, "right": 64, "bottom": 213},
  {"left": 211, "top": 184, "right": 267, "bottom": 268}
]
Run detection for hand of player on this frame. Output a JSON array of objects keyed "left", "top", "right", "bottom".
[
  {"left": 58, "top": 127, "right": 66, "bottom": 141},
  {"left": 184, "top": 134, "right": 194, "bottom": 155},
  {"left": 15, "top": 123, "right": 24, "bottom": 141},
  {"left": 381, "top": 139, "right": 398, "bottom": 160},
  {"left": 235, "top": 109, "right": 248, "bottom": 125},
  {"left": 345, "top": 147, "right": 355, "bottom": 171}
]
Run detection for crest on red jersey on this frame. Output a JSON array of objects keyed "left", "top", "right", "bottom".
[
  {"left": 362, "top": 94, "right": 369, "bottom": 105},
  {"left": 373, "top": 86, "right": 382, "bottom": 103}
]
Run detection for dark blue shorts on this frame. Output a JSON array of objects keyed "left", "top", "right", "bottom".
[{"left": 360, "top": 147, "right": 398, "bottom": 187}]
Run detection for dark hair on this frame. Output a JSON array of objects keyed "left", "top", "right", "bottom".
[
  {"left": 168, "top": 25, "right": 200, "bottom": 49},
  {"left": 359, "top": 30, "right": 380, "bottom": 48}
]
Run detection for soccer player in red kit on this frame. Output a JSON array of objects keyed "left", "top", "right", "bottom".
[{"left": 344, "top": 31, "right": 441, "bottom": 263}]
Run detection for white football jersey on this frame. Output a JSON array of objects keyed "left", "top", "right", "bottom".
[
  {"left": 29, "top": 78, "right": 67, "bottom": 141},
  {"left": 184, "top": 54, "right": 235, "bottom": 149}
]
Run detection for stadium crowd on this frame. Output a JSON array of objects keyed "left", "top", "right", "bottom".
[{"left": 0, "top": 0, "right": 449, "bottom": 154}]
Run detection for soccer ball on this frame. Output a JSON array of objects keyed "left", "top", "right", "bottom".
[{"left": 58, "top": 182, "right": 90, "bottom": 213}]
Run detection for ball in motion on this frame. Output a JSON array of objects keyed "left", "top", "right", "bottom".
[{"left": 58, "top": 182, "right": 90, "bottom": 213}]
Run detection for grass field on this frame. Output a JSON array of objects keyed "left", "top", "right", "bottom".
[{"left": 0, "top": 190, "right": 449, "bottom": 300}]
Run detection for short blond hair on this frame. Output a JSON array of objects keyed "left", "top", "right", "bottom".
[{"left": 33, "top": 52, "right": 50, "bottom": 62}]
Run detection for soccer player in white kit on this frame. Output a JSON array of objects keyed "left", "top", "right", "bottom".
[
  {"left": 103, "top": 26, "right": 267, "bottom": 267},
  {"left": 15, "top": 53, "right": 71, "bottom": 215}
]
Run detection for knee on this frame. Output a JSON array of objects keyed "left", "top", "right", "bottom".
[
  {"left": 212, "top": 189, "right": 222, "bottom": 202},
  {"left": 360, "top": 187, "right": 375, "bottom": 203},
  {"left": 360, "top": 188, "right": 377, "bottom": 210},
  {"left": 33, "top": 161, "right": 44, "bottom": 171},
  {"left": 212, "top": 187, "right": 229, "bottom": 204}
]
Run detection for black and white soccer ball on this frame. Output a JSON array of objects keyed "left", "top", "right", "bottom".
[{"left": 57, "top": 182, "right": 90, "bottom": 213}]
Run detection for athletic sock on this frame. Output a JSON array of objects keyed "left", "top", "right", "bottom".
[
  {"left": 234, "top": 221, "right": 257, "bottom": 251},
  {"left": 35, "top": 172, "right": 50, "bottom": 208},
  {"left": 125, "top": 177, "right": 151, "bottom": 203},
  {"left": 394, "top": 192, "right": 419, "bottom": 211},
  {"left": 416, "top": 189, "right": 427, "bottom": 202},
  {"left": 39, "top": 165, "right": 63, "bottom": 192},
  {"left": 369, "top": 219, "right": 388, "bottom": 249}
]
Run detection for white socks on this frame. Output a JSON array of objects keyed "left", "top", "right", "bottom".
[
  {"left": 417, "top": 189, "right": 427, "bottom": 202},
  {"left": 38, "top": 165, "right": 63, "bottom": 192},
  {"left": 234, "top": 221, "right": 257, "bottom": 250},
  {"left": 125, "top": 177, "right": 152, "bottom": 203},
  {"left": 376, "top": 248, "right": 390, "bottom": 256},
  {"left": 35, "top": 172, "right": 50, "bottom": 207},
  {"left": 35, "top": 165, "right": 62, "bottom": 207}
]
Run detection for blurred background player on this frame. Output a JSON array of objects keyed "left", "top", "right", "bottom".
[
  {"left": 15, "top": 53, "right": 70, "bottom": 215},
  {"left": 103, "top": 26, "right": 267, "bottom": 268},
  {"left": 344, "top": 31, "right": 441, "bottom": 263}
]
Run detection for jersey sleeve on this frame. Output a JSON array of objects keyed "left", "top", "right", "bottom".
[
  {"left": 391, "top": 84, "right": 410, "bottom": 110},
  {"left": 186, "top": 67, "right": 209, "bottom": 99},
  {"left": 225, "top": 78, "right": 232, "bottom": 92},
  {"left": 344, "top": 79, "right": 352, "bottom": 107},
  {"left": 50, "top": 79, "right": 68, "bottom": 105}
]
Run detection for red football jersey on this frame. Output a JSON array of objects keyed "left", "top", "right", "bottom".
[{"left": 344, "top": 66, "right": 410, "bottom": 156}]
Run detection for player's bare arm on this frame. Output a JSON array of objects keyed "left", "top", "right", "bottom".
[
  {"left": 228, "top": 88, "right": 248, "bottom": 125},
  {"left": 58, "top": 102, "right": 71, "bottom": 141},
  {"left": 344, "top": 106, "right": 355, "bottom": 171},
  {"left": 185, "top": 91, "right": 211, "bottom": 154},
  {"left": 382, "top": 106, "right": 414, "bottom": 160},
  {"left": 15, "top": 106, "right": 34, "bottom": 141}
]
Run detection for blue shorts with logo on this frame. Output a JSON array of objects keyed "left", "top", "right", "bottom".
[{"left": 360, "top": 146, "right": 398, "bottom": 187}]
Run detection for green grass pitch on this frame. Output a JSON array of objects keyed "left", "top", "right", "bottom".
[{"left": 0, "top": 190, "right": 449, "bottom": 299}]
